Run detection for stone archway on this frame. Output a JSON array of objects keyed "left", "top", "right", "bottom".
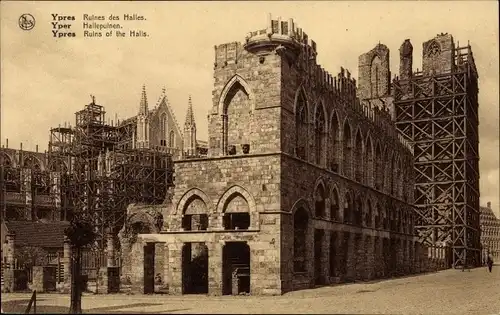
[{"left": 118, "top": 204, "right": 164, "bottom": 285}]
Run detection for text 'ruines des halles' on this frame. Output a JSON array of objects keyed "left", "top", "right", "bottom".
[{"left": 82, "top": 14, "right": 148, "bottom": 37}]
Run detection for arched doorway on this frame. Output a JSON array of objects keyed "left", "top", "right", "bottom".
[
  {"left": 182, "top": 243, "right": 209, "bottom": 294},
  {"left": 222, "top": 242, "right": 250, "bottom": 295}
]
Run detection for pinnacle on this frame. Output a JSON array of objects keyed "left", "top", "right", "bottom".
[
  {"left": 184, "top": 95, "right": 196, "bottom": 128},
  {"left": 139, "top": 84, "right": 148, "bottom": 115}
]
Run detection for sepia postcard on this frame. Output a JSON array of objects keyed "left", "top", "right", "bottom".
[{"left": 0, "top": 1, "right": 499, "bottom": 314}]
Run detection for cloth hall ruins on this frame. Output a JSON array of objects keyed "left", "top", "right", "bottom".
[{"left": 1, "top": 15, "right": 481, "bottom": 296}]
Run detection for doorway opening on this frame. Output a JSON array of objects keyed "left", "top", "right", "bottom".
[
  {"left": 222, "top": 242, "right": 250, "bottom": 295},
  {"left": 181, "top": 242, "right": 209, "bottom": 294}
]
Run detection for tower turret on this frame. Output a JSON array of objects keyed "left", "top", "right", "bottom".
[
  {"left": 136, "top": 85, "right": 150, "bottom": 149},
  {"left": 399, "top": 39, "right": 413, "bottom": 81},
  {"left": 183, "top": 95, "right": 197, "bottom": 157}
]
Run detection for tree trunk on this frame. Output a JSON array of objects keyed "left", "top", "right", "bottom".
[{"left": 69, "top": 246, "right": 82, "bottom": 314}]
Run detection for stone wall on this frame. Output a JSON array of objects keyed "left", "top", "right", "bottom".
[
  {"left": 208, "top": 42, "right": 282, "bottom": 157},
  {"left": 422, "top": 33, "right": 455, "bottom": 76},
  {"left": 280, "top": 154, "right": 417, "bottom": 292}
]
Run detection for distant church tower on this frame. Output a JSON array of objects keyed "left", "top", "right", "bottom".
[
  {"left": 183, "top": 95, "right": 197, "bottom": 157},
  {"left": 136, "top": 85, "right": 150, "bottom": 149}
]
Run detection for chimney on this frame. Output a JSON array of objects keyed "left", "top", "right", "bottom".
[{"left": 487, "top": 202, "right": 491, "bottom": 209}]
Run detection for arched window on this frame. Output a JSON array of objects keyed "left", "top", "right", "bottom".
[
  {"left": 375, "top": 144, "right": 383, "bottom": 190},
  {"left": 314, "top": 104, "right": 326, "bottom": 165},
  {"left": 342, "top": 122, "right": 352, "bottom": 177},
  {"left": 295, "top": 91, "right": 308, "bottom": 160},
  {"left": 160, "top": 113, "right": 167, "bottom": 146},
  {"left": 392, "top": 157, "right": 399, "bottom": 197},
  {"left": 222, "top": 193, "right": 250, "bottom": 230},
  {"left": 223, "top": 81, "right": 251, "bottom": 152},
  {"left": 365, "top": 200, "right": 373, "bottom": 228},
  {"left": 343, "top": 192, "right": 352, "bottom": 224},
  {"left": 365, "top": 136, "right": 374, "bottom": 187},
  {"left": 353, "top": 194, "right": 363, "bottom": 226},
  {"left": 330, "top": 188, "right": 339, "bottom": 221},
  {"left": 23, "top": 156, "right": 41, "bottom": 171},
  {"left": 169, "top": 130, "right": 175, "bottom": 148},
  {"left": 329, "top": 112, "right": 339, "bottom": 172},
  {"left": 371, "top": 55, "right": 382, "bottom": 98},
  {"left": 294, "top": 207, "right": 309, "bottom": 272},
  {"left": 0, "top": 152, "right": 12, "bottom": 167},
  {"left": 314, "top": 183, "right": 326, "bottom": 218},
  {"left": 354, "top": 130, "right": 363, "bottom": 182}
]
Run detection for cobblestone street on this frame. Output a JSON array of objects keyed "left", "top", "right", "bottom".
[{"left": 2, "top": 267, "right": 499, "bottom": 314}]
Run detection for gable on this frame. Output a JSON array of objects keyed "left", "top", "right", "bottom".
[{"left": 152, "top": 96, "right": 184, "bottom": 149}]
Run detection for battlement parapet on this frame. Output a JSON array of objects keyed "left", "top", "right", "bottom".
[{"left": 213, "top": 14, "right": 412, "bottom": 155}]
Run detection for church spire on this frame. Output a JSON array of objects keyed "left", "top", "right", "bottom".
[
  {"left": 183, "top": 95, "right": 197, "bottom": 157},
  {"left": 184, "top": 95, "right": 196, "bottom": 128},
  {"left": 139, "top": 84, "right": 148, "bottom": 115}
]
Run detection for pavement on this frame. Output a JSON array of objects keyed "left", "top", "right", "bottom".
[{"left": 1, "top": 267, "right": 500, "bottom": 314}]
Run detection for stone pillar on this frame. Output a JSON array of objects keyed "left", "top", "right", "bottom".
[
  {"left": 63, "top": 236, "right": 72, "bottom": 287},
  {"left": 6, "top": 232, "right": 15, "bottom": 268},
  {"left": 365, "top": 236, "right": 375, "bottom": 280},
  {"left": 355, "top": 234, "right": 365, "bottom": 281},
  {"left": 167, "top": 242, "right": 183, "bottom": 295},
  {"left": 346, "top": 232, "right": 356, "bottom": 282},
  {"left": 130, "top": 241, "right": 145, "bottom": 294},
  {"left": 98, "top": 267, "right": 109, "bottom": 294},
  {"left": 208, "top": 242, "right": 223, "bottom": 296},
  {"left": 162, "top": 243, "right": 170, "bottom": 290},
  {"left": 106, "top": 232, "right": 115, "bottom": 268},
  {"left": 3, "top": 232, "right": 16, "bottom": 292},
  {"left": 322, "top": 230, "right": 330, "bottom": 284}
]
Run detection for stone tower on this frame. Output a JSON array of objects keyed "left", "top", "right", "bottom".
[
  {"left": 183, "top": 95, "right": 197, "bottom": 157},
  {"left": 136, "top": 85, "right": 150, "bottom": 149},
  {"left": 399, "top": 39, "right": 413, "bottom": 81},
  {"left": 357, "top": 43, "right": 392, "bottom": 112},
  {"left": 422, "top": 33, "right": 455, "bottom": 76}
]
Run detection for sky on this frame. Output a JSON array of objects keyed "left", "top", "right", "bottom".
[{"left": 1, "top": 1, "right": 499, "bottom": 216}]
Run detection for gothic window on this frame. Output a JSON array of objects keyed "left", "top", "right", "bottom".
[
  {"left": 169, "top": 130, "right": 175, "bottom": 148},
  {"left": 330, "top": 188, "right": 339, "bottom": 221},
  {"left": 294, "top": 207, "right": 309, "bottom": 272},
  {"left": 354, "top": 130, "right": 363, "bottom": 183},
  {"left": 329, "top": 112, "right": 339, "bottom": 172},
  {"left": 342, "top": 122, "right": 352, "bottom": 177},
  {"left": 365, "top": 200, "right": 373, "bottom": 228},
  {"left": 371, "top": 55, "right": 382, "bottom": 98},
  {"left": 353, "top": 195, "right": 363, "bottom": 226},
  {"left": 391, "top": 155, "right": 397, "bottom": 196},
  {"left": 314, "top": 183, "right": 326, "bottom": 218},
  {"left": 343, "top": 192, "right": 352, "bottom": 224},
  {"left": 295, "top": 91, "right": 308, "bottom": 160},
  {"left": 23, "top": 156, "right": 41, "bottom": 171},
  {"left": 375, "top": 203, "right": 381, "bottom": 229},
  {"left": 160, "top": 113, "right": 167, "bottom": 146},
  {"left": 365, "top": 137, "right": 374, "bottom": 187},
  {"left": 375, "top": 144, "right": 383, "bottom": 190},
  {"left": 314, "top": 104, "right": 326, "bottom": 165},
  {"left": 0, "top": 153, "right": 12, "bottom": 167},
  {"left": 427, "top": 41, "right": 441, "bottom": 57},
  {"left": 223, "top": 80, "right": 251, "bottom": 153}
]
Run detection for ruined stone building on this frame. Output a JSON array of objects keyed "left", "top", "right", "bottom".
[
  {"left": 480, "top": 202, "right": 500, "bottom": 263},
  {"left": 124, "top": 16, "right": 419, "bottom": 296}
]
